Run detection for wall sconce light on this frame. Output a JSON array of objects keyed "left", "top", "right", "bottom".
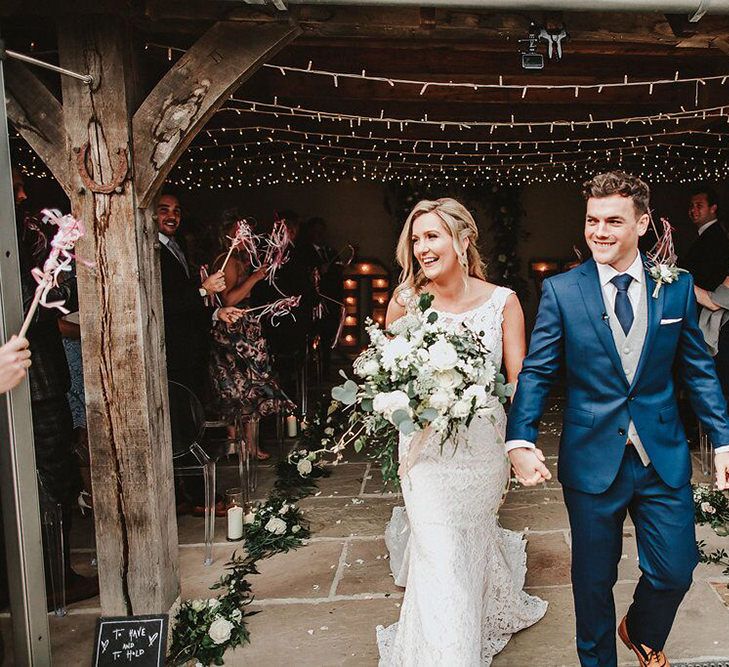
[
  {"left": 344, "top": 279, "right": 357, "bottom": 290},
  {"left": 345, "top": 316, "right": 357, "bottom": 326},
  {"left": 345, "top": 296, "right": 357, "bottom": 305},
  {"left": 373, "top": 278, "right": 388, "bottom": 289},
  {"left": 529, "top": 259, "right": 560, "bottom": 280}
]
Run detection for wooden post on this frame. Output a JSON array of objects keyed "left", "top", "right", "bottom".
[
  {"left": 57, "top": 16, "right": 179, "bottom": 615},
  {"left": 7, "top": 14, "right": 301, "bottom": 616}
]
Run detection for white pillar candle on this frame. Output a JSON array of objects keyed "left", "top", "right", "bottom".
[
  {"left": 286, "top": 415, "right": 298, "bottom": 438},
  {"left": 227, "top": 505, "right": 243, "bottom": 541}
]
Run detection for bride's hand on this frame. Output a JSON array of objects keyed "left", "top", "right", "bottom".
[{"left": 508, "top": 447, "right": 551, "bottom": 486}]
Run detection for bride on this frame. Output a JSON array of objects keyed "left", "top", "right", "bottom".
[{"left": 376, "top": 198, "right": 547, "bottom": 666}]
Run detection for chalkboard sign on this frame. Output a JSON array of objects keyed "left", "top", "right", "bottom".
[{"left": 92, "top": 614, "right": 168, "bottom": 666}]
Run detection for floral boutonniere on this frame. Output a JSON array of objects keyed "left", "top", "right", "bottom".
[
  {"left": 645, "top": 215, "right": 686, "bottom": 298},
  {"left": 648, "top": 263, "right": 687, "bottom": 298}
]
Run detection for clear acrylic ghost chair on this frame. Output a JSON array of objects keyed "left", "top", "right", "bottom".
[{"left": 169, "top": 380, "right": 216, "bottom": 566}]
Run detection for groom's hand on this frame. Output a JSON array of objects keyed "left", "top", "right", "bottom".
[
  {"left": 715, "top": 451, "right": 729, "bottom": 491},
  {"left": 508, "top": 447, "right": 552, "bottom": 486}
]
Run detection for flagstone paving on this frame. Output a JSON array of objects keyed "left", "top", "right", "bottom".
[{"left": 7, "top": 404, "right": 727, "bottom": 666}]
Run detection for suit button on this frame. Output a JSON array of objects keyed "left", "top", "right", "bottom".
[
  {"left": 618, "top": 428, "right": 626, "bottom": 436},
  {"left": 629, "top": 395, "right": 636, "bottom": 401}
]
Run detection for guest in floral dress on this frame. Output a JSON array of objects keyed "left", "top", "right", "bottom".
[{"left": 208, "top": 216, "right": 295, "bottom": 460}]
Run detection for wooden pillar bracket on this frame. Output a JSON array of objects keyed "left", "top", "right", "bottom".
[{"left": 75, "top": 142, "right": 129, "bottom": 194}]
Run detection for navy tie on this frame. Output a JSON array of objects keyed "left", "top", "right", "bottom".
[{"left": 610, "top": 273, "right": 634, "bottom": 335}]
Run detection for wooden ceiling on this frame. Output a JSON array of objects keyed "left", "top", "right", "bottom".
[{"left": 6, "top": 2, "right": 729, "bottom": 185}]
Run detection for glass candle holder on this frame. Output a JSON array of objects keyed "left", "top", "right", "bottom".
[{"left": 225, "top": 488, "right": 245, "bottom": 541}]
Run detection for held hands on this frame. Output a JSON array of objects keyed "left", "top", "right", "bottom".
[
  {"left": 508, "top": 447, "right": 552, "bottom": 486},
  {"left": 0, "top": 336, "right": 31, "bottom": 394},
  {"left": 715, "top": 451, "right": 729, "bottom": 491},
  {"left": 217, "top": 306, "right": 245, "bottom": 325},
  {"left": 202, "top": 270, "right": 226, "bottom": 295}
]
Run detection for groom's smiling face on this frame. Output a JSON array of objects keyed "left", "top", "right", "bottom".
[{"left": 585, "top": 194, "right": 649, "bottom": 271}]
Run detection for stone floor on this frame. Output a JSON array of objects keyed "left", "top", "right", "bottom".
[{"left": 3, "top": 401, "right": 729, "bottom": 666}]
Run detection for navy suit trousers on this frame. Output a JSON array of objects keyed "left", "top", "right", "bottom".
[{"left": 562, "top": 445, "right": 698, "bottom": 667}]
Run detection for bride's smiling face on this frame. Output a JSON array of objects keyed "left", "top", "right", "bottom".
[{"left": 411, "top": 212, "right": 463, "bottom": 282}]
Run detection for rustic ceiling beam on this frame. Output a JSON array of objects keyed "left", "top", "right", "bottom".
[
  {"left": 133, "top": 20, "right": 301, "bottom": 208},
  {"left": 4, "top": 61, "right": 70, "bottom": 191}
]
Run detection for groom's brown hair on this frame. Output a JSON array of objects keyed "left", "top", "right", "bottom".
[{"left": 582, "top": 171, "right": 650, "bottom": 216}]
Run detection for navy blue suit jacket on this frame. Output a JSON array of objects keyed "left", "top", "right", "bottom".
[{"left": 506, "top": 257, "right": 729, "bottom": 494}]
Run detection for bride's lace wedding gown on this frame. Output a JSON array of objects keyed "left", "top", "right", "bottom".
[{"left": 376, "top": 286, "right": 547, "bottom": 666}]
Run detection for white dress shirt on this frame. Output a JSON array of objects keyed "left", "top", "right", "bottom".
[
  {"left": 697, "top": 219, "right": 718, "bottom": 237},
  {"left": 506, "top": 251, "right": 729, "bottom": 455}
]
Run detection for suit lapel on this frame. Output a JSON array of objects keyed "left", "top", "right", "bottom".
[
  {"left": 630, "top": 263, "right": 664, "bottom": 390},
  {"left": 577, "top": 259, "right": 629, "bottom": 387}
]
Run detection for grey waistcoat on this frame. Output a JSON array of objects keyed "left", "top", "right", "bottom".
[{"left": 606, "top": 281, "right": 651, "bottom": 466}]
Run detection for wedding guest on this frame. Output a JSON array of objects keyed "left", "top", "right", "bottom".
[
  {"left": 156, "top": 191, "right": 243, "bottom": 396},
  {"left": 682, "top": 186, "right": 729, "bottom": 396},
  {"left": 1, "top": 169, "right": 98, "bottom": 605},
  {"left": 255, "top": 211, "right": 316, "bottom": 399},
  {"left": 681, "top": 185, "right": 729, "bottom": 290},
  {"left": 208, "top": 212, "right": 295, "bottom": 460}
]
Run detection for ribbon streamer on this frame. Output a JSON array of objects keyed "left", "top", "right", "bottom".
[
  {"left": 19, "top": 209, "right": 85, "bottom": 337},
  {"left": 245, "top": 295, "right": 301, "bottom": 327}
]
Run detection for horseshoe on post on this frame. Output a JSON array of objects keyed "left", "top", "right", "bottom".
[{"left": 76, "top": 142, "right": 129, "bottom": 194}]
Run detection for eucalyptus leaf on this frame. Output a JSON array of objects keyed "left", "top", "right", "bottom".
[
  {"left": 495, "top": 373, "right": 506, "bottom": 385},
  {"left": 361, "top": 398, "right": 374, "bottom": 412},
  {"left": 354, "top": 438, "right": 364, "bottom": 453},
  {"left": 427, "top": 311, "right": 438, "bottom": 324},
  {"left": 391, "top": 409, "right": 410, "bottom": 426},
  {"left": 398, "top": 419, "right": 416, "bottom": 435},
  {"left": 420, "top": 408, "right": 439, "bottom": 422},
  {"left": 418, "top": 292, "right": 434, "bottom": 312}
]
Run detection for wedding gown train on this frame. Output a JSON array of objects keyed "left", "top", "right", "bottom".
[{"left": 376, "top": 286, "right": 547, "bottom": 666}]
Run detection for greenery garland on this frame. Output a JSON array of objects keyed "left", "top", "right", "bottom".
[
  {"left": 168, "top": 554, "right": 259, "bottom": 666},
  {"left": 693, "top": 484, "right": 729, "bottom": 586}
]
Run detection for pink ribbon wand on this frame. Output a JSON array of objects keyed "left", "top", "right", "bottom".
[
  {"left": 19, "top": 209, "right": 85, "bottom": 338},
  {"left": 220, "top": 219, "right": 259, "bottom": 272},
  {"left": 245, "top": 295, "right": 301, "bottom": 326}
]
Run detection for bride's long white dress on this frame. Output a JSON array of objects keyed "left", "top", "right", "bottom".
[{"left": 376, "top": 286, "right": 548, "bottom": 666}]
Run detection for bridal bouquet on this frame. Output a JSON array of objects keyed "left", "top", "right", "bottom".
[{"left": 329, "top": 292, "right": 512, "bottom": 484}]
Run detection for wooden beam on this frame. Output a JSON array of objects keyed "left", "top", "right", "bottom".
[
  {"left": 57, "top": 15, "right": 179, "bottom": 616},
  {"left": 133, "top": 20, "right": 301, "bottom": 207},
  {"left": 4, "top": 61, "right": 70, "bottom": 191}
]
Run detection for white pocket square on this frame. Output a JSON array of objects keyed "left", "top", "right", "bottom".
[{"left": 660, "top": 318, "right": 682, "bottom": 325}]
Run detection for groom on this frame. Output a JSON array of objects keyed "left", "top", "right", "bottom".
[{"left": 506, "top": 171, "right": 729, "bottom": 667}]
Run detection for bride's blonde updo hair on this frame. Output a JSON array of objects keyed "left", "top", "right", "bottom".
[{"left": 394, "top": 198, "right": 486, "bottom": 302}]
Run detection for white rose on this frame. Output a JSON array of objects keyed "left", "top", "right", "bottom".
[
  {"left": 208, "top": 598, "right": 220, "bottom": 609},
  {"left": 659, "top": 264, "right": 672, "bottom": 280},
  {"left": 452, "top": 399, "right": 472, "bottom": 419},
  {"left": 191, "top": 599, "right": 206, "bottom": 612},
  {"left": 462, "top": 385, "right": 488, "bottom": 408},
  {"left": 434, "top": 369, "right": 463, "bottom": 390},
  {"left": 297, "top": 459, "right": 313, "bottom": 476},
  {"left": 428, "top": 389, "right": 453, "bottom": 412},
  {"left": 208, "top": 616, "right": 235, "bottom": 645},
  {"left": 292, "top": 524, "right": 301, "bottom": 533},
  {"left": 264, "top": 517, "right": 288, "bottom": 535},
  {"left": 381, "top": 336, "right": 415, "bottom": 371},
  {"left": 417, "top": 348, "right": 430, "bottom": 363},
  {"left": 372, "top": 390, "right": 411, "bottom": 420},
  {"left": 428, "top": 338, "right": 459, "bottom": 371},
  {"left": 278, "top": 504, "right": 290, "bottom": 515},
  {"left": 701, "top": 501, "right": 716, "bottom": 514}
]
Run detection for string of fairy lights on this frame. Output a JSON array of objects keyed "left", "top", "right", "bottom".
[{"left": 11, "top": 41, "right": 729, "bottom": 188}]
